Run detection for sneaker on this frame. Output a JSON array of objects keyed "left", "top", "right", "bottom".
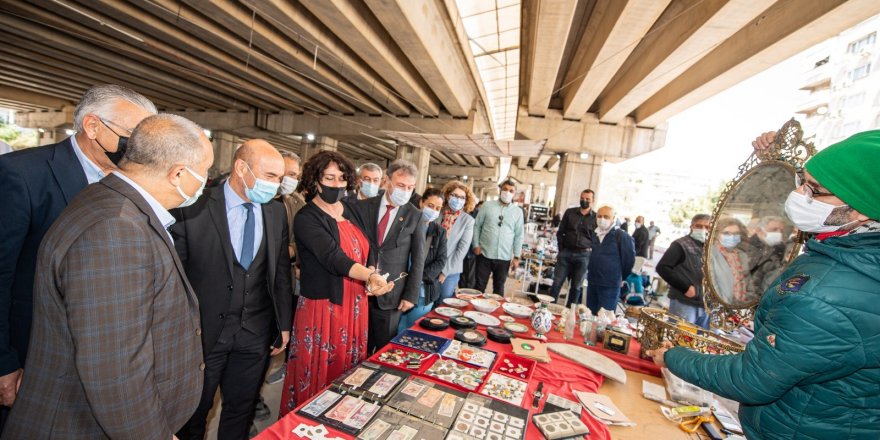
[
  {"left": 249, "top": 423, "right": 258, "bottom": 438},
  {"left": 254, "top": 397, "right": 271, "bottom": 421},
  {"left": 265, "top": 363, "right": 287, "bottom": 385}
]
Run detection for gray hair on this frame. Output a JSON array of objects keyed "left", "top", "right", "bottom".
[
  {"left": 73, "top": 84, "right": 157, "bottom": 132},
  {"left": 280, "top": 150, "right": 302, "bottom": 164},
  {"left": 123, "top": 114, "right": 206, "bottom": 173},
  {"left": 386, "top": 159, "right": 418, "bottom": 179},
  {"left": 691, "top": 213, "right": 712, "bottom": 224},
  {"left": 359, "top": 162, "right": 382, "bottom": 176},
  {"left": 759, "top": 216, "right": 785, "bottom": 229}
]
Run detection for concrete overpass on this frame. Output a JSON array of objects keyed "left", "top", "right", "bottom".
[{"left": 3, "top": 0, "right": 878, "bottom": 208}]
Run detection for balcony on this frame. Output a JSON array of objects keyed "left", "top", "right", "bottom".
[
  {"left": 800, "top": 62, "right": 833, "bottom": 91},
  {"left": 795, "top": 88, "right": 830, "bottom": 116}
]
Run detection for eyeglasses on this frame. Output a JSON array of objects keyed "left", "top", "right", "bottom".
[
  {"left": 497, "top": 215, "right": 504, "bottom": 227},
  {"left": 795, "top": 172, "right": 834, "bottom": 201},
  {"left": 98, "top": 117, "right": 133, "bottom": 137},
  {"left": 450, "top": 194, "right": 465, "bottom": 201}
]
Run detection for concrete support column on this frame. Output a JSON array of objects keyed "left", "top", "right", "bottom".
[
  {"left": 395, "top": 144, "right": 431, "bottom": 194},
  {"left": 554, "top": 154, "right": 604, "bottom": 211},
  {"left": 210, "top": 131, "right": 238, "bottom": 178},
  {"left": 38, "top": 129, "right": 58, "bottom": 146},
  {"left": 301, "top": 136, "right": 337, "bottom": 162}
]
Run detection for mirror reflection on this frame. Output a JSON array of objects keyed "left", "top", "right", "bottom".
[{"left": 708, "top": 163, "right": 798, "bottom": 308}]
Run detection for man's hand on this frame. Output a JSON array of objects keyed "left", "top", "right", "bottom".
[
  {"left": 398, "top": 299, "right": 415, "bottom": 312},
  {"left": 0, "top": 369, "right": 22, "bottom": 407},
  {"left": 439, "top": 273, "right": 446, "bottom": 284},
  {"left": 752, "top": 131, "right": 777, "bottom": 153},
  {"left": 270, "top": 331, "right": 290, "bottom": 356},
  {"left": 367, "top": 273, "right": 394, "bottom": 297},
  {"left": 473, "top": 247, "right": 481, "bottom": 256},
  {"left": 685, "top": 285, "right": 697, "bottom": 298},
  {"left": 646, "top": 341, "right": 674, "bottom": 368},
  {"left": 510, "top": 258, "right": 519, "bottom": 272}
]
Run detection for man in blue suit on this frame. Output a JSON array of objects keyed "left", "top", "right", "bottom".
[
  {"left": 585, "top": 206, "right": 636, "bottom": 314},
  {"left": 0, "top": 84, "right": 155, "bottom": 427}
]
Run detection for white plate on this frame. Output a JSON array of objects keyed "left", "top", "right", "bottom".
[
  {"left": 443, "top": 298, "right": 469, "bottom": 308},
  {"left": 502, "top": 302, "right": 533, "bottom": 319},
  {"left": 498, "top": 315, "right": 516, "bottom": 323},
  {"left": 456, "top": 288, "right": 483, "bottom": 299},
  {"left": 435, "top": 307, "right": 463, "bottom": 317},
  {"left": 536, "top": 294, "right": 555, "bottom": 304},
  {"left": 483, "top": 293, "right": 503, "bottom": 301},
  {"left": 503, "top": 322, "right": 529, "bottom": 333},
  {"left": 463, "top": 311, "right": 501, "bottom": 327}
]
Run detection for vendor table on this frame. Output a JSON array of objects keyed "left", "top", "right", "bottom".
[{"left": 255, "top": 300, "right": 679, "bottom": 440}]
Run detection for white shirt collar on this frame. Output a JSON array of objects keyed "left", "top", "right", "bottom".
[
  {"left": 70, "top": 135, "right": 106, "bottom": 184},
  {"left": 112, "top": 171, "right": 175, "bottom": 235}
]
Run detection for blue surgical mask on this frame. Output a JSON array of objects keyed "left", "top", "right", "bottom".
[
  {"left": 242, "top": 162, "right": 280, "bottom": 204},
  {"left": 720, "top": 233, "right": 741, "bottom": 249},
  {"left": 389, "top": 187, "right": 412, "bottom": 207},
  {"left": 690, "top": 229, "right": 707, "bottom": 242},
  {"left": 422, "top": 207, "right": 440, "bottom": 222},
  {"left": 360, "top": 181, "right": 379, "bottom": 198},
  {"left": 176, "top": 167, "right": 207, "bottom": 208},
  {"left": 449, "top": 196, "right": 465, "bottom": 212}
]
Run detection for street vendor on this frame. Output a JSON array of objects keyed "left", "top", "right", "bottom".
[{"left": 648, "top": 130, "right": 880, "bottom": 440}]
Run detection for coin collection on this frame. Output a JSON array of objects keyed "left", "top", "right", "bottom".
[
  {"left": 442, "top": 340, "right": 497, "bottom": 368},
  {"left": 424, "top": 359, "right": 489, "bottom": 391},
  {"left": 532, "top": 410, "right": 590, "bottom": 439},
  {"left": 493, "top": 356, "right": 532, "bottom": 380},
  {"left": 376, "top": 348, "right": 428, "bottom": 371},
  {"left": 450, "top": 398, "right": 527, "bottom": 440},
  {"left": 480, "top": 373, "right": 528, "bottom": 406},
  {"left": 390, "top": 329, "right": 451, "bottom": 354}
]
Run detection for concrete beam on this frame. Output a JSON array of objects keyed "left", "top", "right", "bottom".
[
  {"left": 555, "top": 154, "right": 603, "bottom": 210},
  {"left": 265, "top": 111, "right": 478, "bottom": 137},
  {"left": 480, "top": 156, "right": 497, "bottom": 167},
  {"left": 532, "top": 154, "right": 552, "bottom": 171},
  {"left": 516, "top": 106, "right": 667, "bottom": 159},
  {"left": 599, "top": 0, "right": 775, "bottom": 123},
  {"left": 15, "top": 108, "right": 75, "bottom": 129},
  {"left": 638, "top": 0, "right": 880, "bottom": 126},
  {"left": 561, "top": 0, "right": 669, "bottom": 120},
  {"left": 366, "top": 0, "right": 475, "bottom": 117},
  {"left": 300, "top": 0, "right": 440, "bottom": 116},
  {"left": 516, "top": 156, "right": 530, "bottom": 170},
  {"left": 526, "top": 0, "right": 577, "bottom": 116},
  {"left": 0, "top": 85, "right": 74, "bottom": 109},
  {"left": 429, "top": 164, "right": 498, "bottom": 180},
  {"left": 507, "top": 167, "right": 557, "bottom": 187}
]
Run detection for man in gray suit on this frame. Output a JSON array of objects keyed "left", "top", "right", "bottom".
[
  {"left": 346, "top": 159, "right": 426, "bottom": 352},
  {"left": 3, "top": 114, "right": 211, "bottom": 439}
]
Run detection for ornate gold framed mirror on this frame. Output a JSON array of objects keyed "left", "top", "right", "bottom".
[{"left": 703, "top": 119, "right": 817, "bottom": 330}]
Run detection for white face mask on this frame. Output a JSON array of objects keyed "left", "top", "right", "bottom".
[
  {"left": 279, "top": 176, "right": 298, "bottom": 196},
  {"left": 176, "top": 167, "right": 207, "bottom": 208},
  {"left": 635, "top": 222, "right": 642, "bottom": 229},
  {"left": 784, "top": 191, "right": 857, "bottom": 233},
  {"left": 690, "top": 229, "right": 708, "bottom": 242},
  {"left": 389, "top": 187, "right": 412, "bottom": 207},
  {"left": 360, "top": 181, "right": 379, "bottom": 198},
  {"left": 597, "top": 218, "right": 612, "bottom": 230},
  {"left": 499, "top": 191, "right": 513, "bottom": 204},
  {"left": 763, "top": 231, "right": 783, "bottom": 246}
]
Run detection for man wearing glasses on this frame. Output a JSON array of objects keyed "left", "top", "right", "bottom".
[
  {"left": 472, "top": 180, "right": 524, "bottom": 295},
  {"left": 0, "top": 85, "right": 155, "bottom": 429}
]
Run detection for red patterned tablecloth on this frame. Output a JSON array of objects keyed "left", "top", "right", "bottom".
[{"left": 256, "top": 302, "right": 657, "bottom": 440}]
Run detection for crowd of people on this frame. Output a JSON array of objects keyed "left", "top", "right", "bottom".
[{"left": 1, "top": 83, "right": 878, "bottom": 440}]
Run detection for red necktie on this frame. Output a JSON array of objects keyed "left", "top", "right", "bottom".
[{"left": 378, "top": 204, "right": 394, "bottom": 245}]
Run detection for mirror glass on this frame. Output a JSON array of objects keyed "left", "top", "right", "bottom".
[{"left": 707, "top": 162, "right": 799, "bottom": 308}]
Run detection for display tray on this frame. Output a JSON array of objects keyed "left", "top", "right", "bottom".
[
  {"left": 441, "top": 340, "right": 497, "bottom": 369},
  {"left": 532, "top": 409, "right": 590, "bottom": 440},
  {"left": 356, "top": 405, "right": 448, "bottom": 440},
  {"left": 391, "top": 329, "right": 453, "bottom": 354},
  {"left": 448, "top": 393, "right": 530, "bottom": 440},
  {"left": 384, "top": 376, "right": 467, "bottom": 429},
  {"left": 373, "top": 344, "right": 435, "bottom": 374},
  {"left": 296, "top": 388, "right": 381, "bottom": 436},
  {"left": 490, "top": 353, "right": 535, "bottom": 382},
  {"left": 333, "top": 362, "right": 410, "bottom": 403},
  {"left": 478, "top": 373, "right": 528, "bottom": 406},
  {"left": 423, "top": 357, "right": 490, "bottom": 392}
]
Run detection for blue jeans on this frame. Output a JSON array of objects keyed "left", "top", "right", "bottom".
[
  {"left": 397, "top": 286, "right": 434, "bottom": 334},
  {"left": 436, "top": 273, "right": 461, "bottom": 307},
  {"left": 586, "top": 285, "right": 621, "bottom": 315},
  {"left": 550, "top": 250, "right": 590, "bottom": 305},
  {"left": 668, "top": 298, "right": 710, "bottom": 329}
]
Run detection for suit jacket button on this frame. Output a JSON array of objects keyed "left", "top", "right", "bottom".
[
  {"left": 199, "top": 363, "right": 205, "bottom": 371},
  {"left": 195, "top": 328, "right": 202, "bottom": 336},
  {"left": 227, "top": 285, "right": 233, "bottom": 290}
]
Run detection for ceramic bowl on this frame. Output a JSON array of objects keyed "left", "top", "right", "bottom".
[{"left": 470, "top": 298, "right": 500, "bottom": 314}]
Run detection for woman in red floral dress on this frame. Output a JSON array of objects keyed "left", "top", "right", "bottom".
[{"left": 279, "top": 151, "right": 393, "bottom": 416}]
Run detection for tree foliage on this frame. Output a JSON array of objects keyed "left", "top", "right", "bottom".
[{"left": 668, "top": 182, "right": 725, "bottom": 227}]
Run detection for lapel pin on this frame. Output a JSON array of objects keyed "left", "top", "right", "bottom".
[{"left": 398, "top": 217, "right": 404, "bottom": 222}]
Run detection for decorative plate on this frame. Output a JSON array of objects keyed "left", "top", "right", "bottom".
[
  {"left": 435, "top": 307, "right": 464, "bottom": 317},
  {"left": 443, "top": 298, "right": 470, "bottom": 308},
  {"left": 497, "top": 315, "right": 516, "bottom": 323},
  {"left": 503, "top": 322, "right": 529, "bottom": 333},
  {"left": 456, "top": 288, "right": 483, "bottom": 299},
  {"left": 502, "top": 303, "right": 533, "bottom": 319},
  {"left": 483, "top": 293, "right": 504, "bottom": 301},
  {"left": 535, "top": 294, "right": 555, "bottom": 304},
  {"left": 463, "top": 311, "right": 501, "bottom": 327}
]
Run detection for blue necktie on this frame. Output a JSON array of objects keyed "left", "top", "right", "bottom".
[{"left": 240, "top": 203, "right": 255, "bottom": 270}]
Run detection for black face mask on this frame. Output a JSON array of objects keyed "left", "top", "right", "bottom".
[
  {"left": 96, "top": 119, "right": 129, "bottom": 165},
  {"left": 318, "top": 183, "right": 344, "bottom": 204},
  {"left": 579, "top": 200, "right": 590, "bottom": 209}
]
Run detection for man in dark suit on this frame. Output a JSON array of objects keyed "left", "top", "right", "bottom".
[
  {"left": 173, "top": 140, "right": 293, "bottom": 440},
  {"left": 633, "top": 215, "right": 650, "bottom": 258},
  {"left": 346, "top": 159, "right": 425, "bottom": 352},
  {"left": 3, "top": 114, "right": 211, "bottom": 439},
  {"left": 0, "top": 85, "right": 155, "bottom": 426}
]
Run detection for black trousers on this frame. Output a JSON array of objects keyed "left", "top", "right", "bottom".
[
  {"left": 459, "top": 255, "right": 477, "bottom": 289},
  {"left": 367, "top": 300, "right": 401, "bottom": 353},
  {"left": 177, "top": 319, "right": 271, "bottom": 440},
  {"left": 474, "top": 255, "right": 510, "bottom": 295}
]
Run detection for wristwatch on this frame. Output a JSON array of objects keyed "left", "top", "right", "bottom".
[{"left": 532, "top": 382, "right": 544, "bottom": 408}]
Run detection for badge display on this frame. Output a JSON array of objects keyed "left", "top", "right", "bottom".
[
  {"left": 442, "top": 340, "right": 497, "bottom": 368},
  {"left": 390, "top": 329, "right": 452, "bottom": 354},
  {"left": 479, "top": 373, "right": 528, "bottom": 406},
  {"left": 424, "top": 359, "right": 489, "bottom": 391},
  {"left": 491, "top": 354, "right": 534, "bottom": 381},
  {"left": 375, "top": 346, "right": 430, "bottom": 372}
]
